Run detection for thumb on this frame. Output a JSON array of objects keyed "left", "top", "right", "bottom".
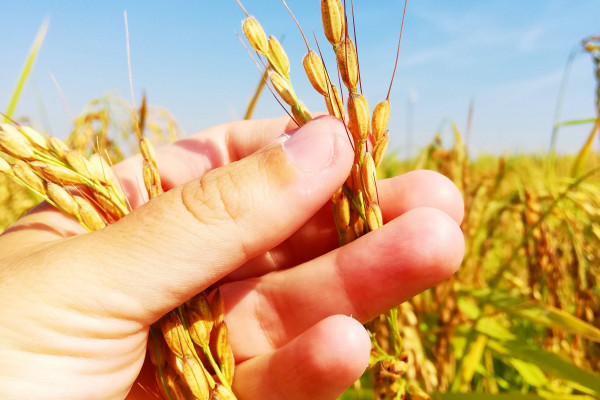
[{"left": 59, "top": 116, "right": 353, "bottom": 323}]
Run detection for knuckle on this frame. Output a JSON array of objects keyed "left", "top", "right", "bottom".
[{"left": 180, "top": 164, "right": 249, "bottom": 227}]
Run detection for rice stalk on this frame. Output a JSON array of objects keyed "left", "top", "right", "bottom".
[{"left": 237, "top": 1, "right": 421, "bottom": 398}]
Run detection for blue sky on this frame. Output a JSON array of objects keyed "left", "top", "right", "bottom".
[{"left": 1, "top": 1, "right": 599, "bottom": 155}]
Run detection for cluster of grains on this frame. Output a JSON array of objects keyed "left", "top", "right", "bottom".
[
  {"left": 0, "top": 122, "right": 127, "bottom": 231},
  {"left": 65, "top": 95, "right": 181, "bottom": 162},
  {"left": 241, "top": 5, "right": 312, "bottom": 125},
  {"left": 240, "top": 0, "right": 389, "bottom": 246},
  {"left": 150, "top": 291, "right": 236, "bottom": 400},
  {"left": 239, "top": 1, "right": 426, "bottom": 399}
]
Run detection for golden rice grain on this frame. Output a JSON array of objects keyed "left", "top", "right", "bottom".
[
  {"left": 156, "top": 367, "right": 187, "bottom": 400},
  {"left": 210, "top": 290, "right": 226, "bottom": 327},
  {"left": 88, "top": 154, "right": 116, "bottom": 185},
  {"left": 181, "top": 357, "right": 212, "bottom": 400},
  {"left": 292, "top": 102, "right": 312, "bottom": 125},
  {"left": 45, "top": 182, "right": 78, "bottom": 219},
  {"left": 303, "top": 50, "right": 328, "bottom": 96},
  {"left": 267, "top": 35, "right": 290, "bottom": 78},
  {"left": 360, "top": 153, "right": 377, "bottom": 203},
  {"left": 212, "top": 384, "right": 238, "bottom": 400},
  {"left": 373, "top": 132, "right": 389, "bottom": 168},
  {"left": 381, "top": 358, "right": 409, "bottom": 377},
  {"left": 19, "top": 126, "right": 48, "bottom": 150},
  {"left": 372, "top": 100, "right": 390, "bottom": 143},
  {"left": 336, "top": 37, "right": 359, "bottom": 91},
  {"left": 242, "top": 16, "right": 269, "bottom": 55},
  {"left": 348, "top": 93, "right": 370, "bottom": 143},
  {"left": 12, "top": 160, "right": 45, "bottom": 194},
  {"left": 65, "top": 151, "right": 91, "bottom": 177},
  {"left": 213, "top": 323, "right": 235, "bottom": 384},
  {"left": 148, "top": 331, "right": 169, "bottom": 369},
  {"left": 334, "top": 192, "right": 351, "bottom": 231},
  {"left": 0, "top": 130, "right": 35, "bottom": 160},
  {"left": 30, "top": 161, "right": 83, "bottom": 186},
  {"left": 0, "top": 157, "right": 10, "bottom": 174},
  {"left": 321, "top": 0, "right": 345, "bottom": 47},
  {"left": 325, "top": 83, "right": 344, "bottom": 119},
  {"left": 48, "top": 136, "right": 69, "bottom": 159},
  {"left": 139, "top": 137, "right": 156, "bottom": 165},
  {"left": 342, "top": 224, "right": 357, "bottom": 243},
  {"left": 186, "top": 293, "right": 214, "bottom": 348},
  {"left": 74, "top": 196, "right": 106, "bottom": 231},
  {"left": 268, "top": 70, "right": 296, "bottom": 106},
  {"left": 350, "top": 210, "right": 365, "bottom": 237},
  {"left": 366, "top": 203, "right": 383, "bottom": 231},
  {"left": 161, "top": 312, "right": 195, "bottom": 359},
  {"left": 93, "top": 191, "right": 125, "bottom": 220}
]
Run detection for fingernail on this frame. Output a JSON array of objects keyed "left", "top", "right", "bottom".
[{"left": 282, "top": 120, "right": 334, "bottom": 172}]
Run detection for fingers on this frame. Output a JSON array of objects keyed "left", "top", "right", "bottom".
[
  {"left": 233, "top": 315, "right": 370, "bottom": 400},
  {"left": 380, "top": 169, "right": 464, "bottom": 224},
  {"left": 222, "top": 207, "right": 465, "bottom": 360},
  {"left": 1, "top": 116, "right": 297, "bottom": 243},
  {"left": 113, "top": 116, "right": 296, "bottom": 208},
  {"left": 225, "top": 169, "right": 464, "bottom": 282},
  {"left": 49, "top": 116, "right": 354, "bottom": 323}
]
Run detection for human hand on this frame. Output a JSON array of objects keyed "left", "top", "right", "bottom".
[{"left": 0, "top": 116, "right": 464, "bottom": 400}]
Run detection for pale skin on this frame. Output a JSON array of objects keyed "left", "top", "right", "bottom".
[{"left": 0, "top": 116, "right": 464, "bottom": 400}]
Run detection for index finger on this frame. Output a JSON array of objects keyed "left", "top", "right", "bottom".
[
  {"left": 1, "top": 116, "right": 296, "bottom": 244},
  {"left": 114, "top": 115, "right": 297, "bottom": 208}
]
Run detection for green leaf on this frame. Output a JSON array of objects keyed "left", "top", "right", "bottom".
[
  {"left": 4, "top": 18, "right": 49, "bottom": 121},
  {"left": 458, "top": 296, "right": 482, "bottom": 320},
  {"left": 338, "top": 388, "right": 373, "bottom": 400},
  {"left": 460, "top": 334, "right": 488, "bottom": 388},
  {"left": 572, "top": 118, "right": 600, "bottom": 177},
  {"left": 513, "top": 304, "right": 600, "bottom": 343},
  {"left": 476, "top": 316, "right": 516, "bottom": 341},
  {"left": 464, "top": 289, "right": 600, "bottom": 343},
  {"left": 487, "top": 341, "right": 600, "bottom": 395},
  {"left": 462, "top": 288, "right": 524, "bottom": 309},
  {"left": 432, "top": 395, "right": 596, "bottom": 400},
  {"left": 538, "top": 391, "right": 597, "bottom": 400},
  {"left": 432, "top": 393, "right": 543, "bottom": 400},
  {"left": 509, "top": 358, "right": 549, "bottom": 387},
  {"left": 555, "top": 118, "right": 597, "bottom": 128}
]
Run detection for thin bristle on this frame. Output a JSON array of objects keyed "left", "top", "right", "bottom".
[
  {"left": 342, "top": 0, "right": 352, "bottom": 93},
  {"left": 313, "top": 31, "right": 355, "bottom": 151},
  {"left": 124, "top": 11, "right": 139, "bottom": 138},
  {"left": 235, "top": 0, "right": 250, "bottom": 17},
  {"left": 343, "top": 0, "right": 349, "bottom": 38},
  {"left": 350, "top": 0, "right": 362, "bottom": 93},
  {"left": 281, "top": 0, "right": 311, "bottom": 52},
  {"left": 48, "top": 71, "right": 75, "bottom": 123},
  {"left": 387, "top": 0, "right": 408, "bottom": 100}
]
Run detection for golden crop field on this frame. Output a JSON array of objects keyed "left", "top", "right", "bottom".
[{"left": 1, "top": 2, "right": 599, "bottom": 400}]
